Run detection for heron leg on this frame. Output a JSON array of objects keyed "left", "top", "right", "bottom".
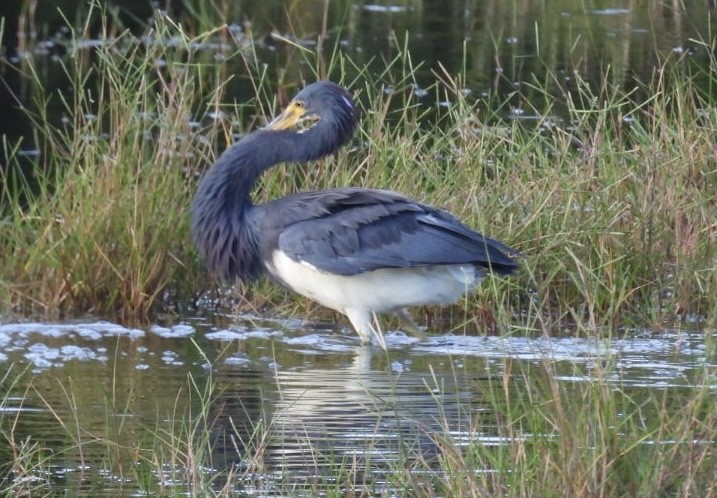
[
  {"left": 396, "top": 308, "right": 427, "bottom": 340},
  {"left": 371, "top": 312, "right": 388, "bottom": 350},
  {"left": 345, "top": 308, "right": 387, "bottom": 350}
]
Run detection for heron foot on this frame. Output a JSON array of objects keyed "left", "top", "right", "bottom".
[
  {"left": 345, "top": 308, "right": 388, "bottom": 350},
  {"left": 396, "top": 308, "right": 427, "bottom": 341}
]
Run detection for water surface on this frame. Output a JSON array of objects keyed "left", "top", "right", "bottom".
[{"left": 1, "top": 316, "right": 714, "bottom": 496}]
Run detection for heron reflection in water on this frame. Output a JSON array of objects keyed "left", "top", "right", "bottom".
[{"left": 191, "top": 81, "right": 517, "bottom": 349}]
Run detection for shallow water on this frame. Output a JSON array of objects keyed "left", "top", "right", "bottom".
[{"left": 1, "top": 315, "right": 714, "bottom": 496}]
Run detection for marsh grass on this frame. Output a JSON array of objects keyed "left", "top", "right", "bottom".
[
  {"left": 1, "top": 7, "right": 232, "bottom": 317},
  {"left": 1, "top": 4, "right": 716, "bottom": 334}
]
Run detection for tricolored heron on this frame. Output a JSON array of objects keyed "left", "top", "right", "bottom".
[{"left": 191, "top": 81, "right": 517, "bottom": 349}]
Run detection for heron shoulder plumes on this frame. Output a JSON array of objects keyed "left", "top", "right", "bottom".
[{"left": 191, "top": 80, "right": 517, "bottom": 350}]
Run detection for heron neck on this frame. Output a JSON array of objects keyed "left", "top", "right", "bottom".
[
  {"left": 206, "top": 133, "right": 274, "bottom": 210},
  {"left": 206, "top": 127, "right": 342, "bottom": 215}
]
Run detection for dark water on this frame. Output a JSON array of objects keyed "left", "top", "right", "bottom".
[{"left": 1, "top": 317, "right": 714, "bottom": 495}]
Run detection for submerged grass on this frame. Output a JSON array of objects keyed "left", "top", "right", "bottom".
[
  {"left": 2, "top": 343, "right": 717, "bottom": 497},
  {"left": 418, "top": 357, "right": 717, "bottom": 498}
]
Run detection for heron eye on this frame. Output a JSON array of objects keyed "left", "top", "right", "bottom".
[{"left": 295, "top": 101, "right": 304, "bottom": 109}]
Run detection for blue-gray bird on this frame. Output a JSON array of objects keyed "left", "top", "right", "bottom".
[{"left": 191, "top": 81, "right": 517, "bottom": 349}]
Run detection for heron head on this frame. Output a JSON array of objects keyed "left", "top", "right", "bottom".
[{"left": 265, "top": 81, "right": 357, "bottom": 154}]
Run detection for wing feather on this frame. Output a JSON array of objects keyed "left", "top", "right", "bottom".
[{"left": 269, "top": 188, "right": 517, "bottom": 276}]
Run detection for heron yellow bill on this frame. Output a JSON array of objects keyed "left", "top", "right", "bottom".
[{"left": 265, "top": 100, "right": 320, "bottom": 132}]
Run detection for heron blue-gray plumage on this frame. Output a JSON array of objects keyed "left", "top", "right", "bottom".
[{"left": 191, "top": 81, "right": 518, "bottom": 349}]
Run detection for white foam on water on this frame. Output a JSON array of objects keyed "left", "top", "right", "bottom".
[
  {"left": 0, "top": 321, "right": 144, "bottom": 340},
  {"left": 24, "top": 343, "right": 107, "bottom": 370},
  {"left": 149, "top": 324, "right": 196, "bottom": 338},
  {"left": 204, "top": 327, "right": 279, "bottom": 342}
]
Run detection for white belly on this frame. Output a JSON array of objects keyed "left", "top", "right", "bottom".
[{"left": 267, "top": 250, "right": 483, "bottom": 314}]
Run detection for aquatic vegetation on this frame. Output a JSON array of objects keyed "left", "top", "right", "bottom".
[
  {"left": 0, "top": 3, "right": 715, "bottom": 331},
  {"left": 1, "top": 7, "right": 224, "bottom": 317},
  {"left": 1, "top": 2, "right": 717, "bottom": 497}
]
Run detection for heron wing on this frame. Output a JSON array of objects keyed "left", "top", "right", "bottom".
[{"left": 273, "top": 188, "right": 517, "bottom": 276}]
